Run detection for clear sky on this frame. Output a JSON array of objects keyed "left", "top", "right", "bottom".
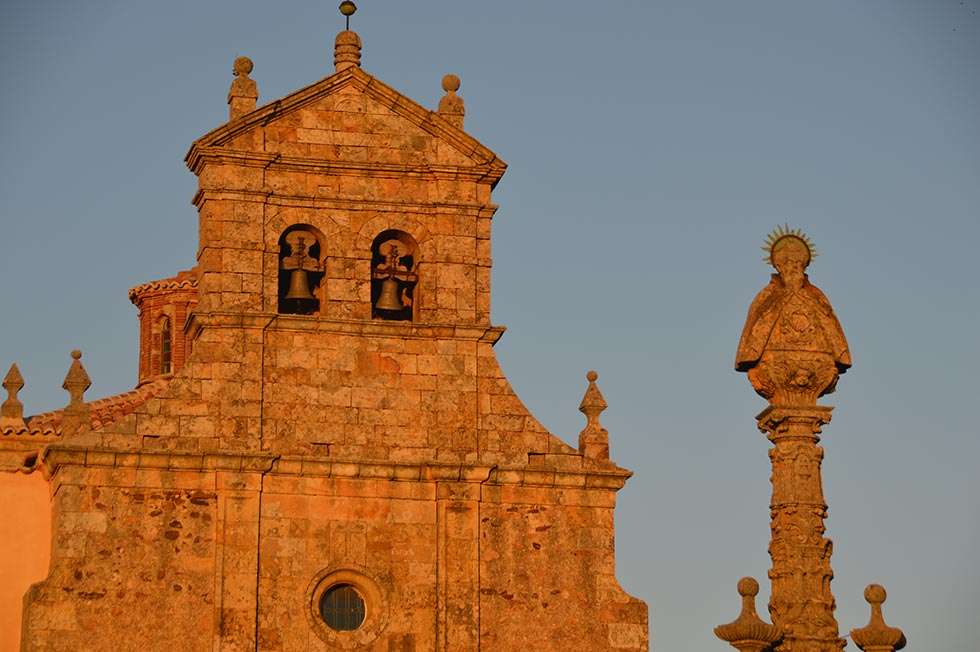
[{"left": 1, "top": 1, "right": 978, "bottom": 649}]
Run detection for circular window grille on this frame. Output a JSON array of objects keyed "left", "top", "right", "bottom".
[
  {"left": 306, "top": 566, "right": 389, "bottom": 648},
  {"left": 319, "top": 584, "right": 366, "bottom": 631}
]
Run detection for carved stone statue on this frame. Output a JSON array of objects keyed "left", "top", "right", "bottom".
[
  {"left": 735, "top": 226, "right": 851, "bottom": 406},
  {"left": 727, "top": 227, "right": 850, "bottom": 651}
]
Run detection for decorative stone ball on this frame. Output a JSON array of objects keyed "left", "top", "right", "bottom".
[
  {"left": 233, "top": 56, "right": 254, "bottom": 77},
  {"left": 864, "top": 584, "right": 886, "bottom": 605},
  {"left": 339, "top": 1, "right": 357, "bottom": 17},
  {"left": 586, "top": 370, "right": 598, "bottom": 382},
  {"left": 737, "top": 577, "right": 759, "bottom": 597},
  {"left": 442, "top": 74, "right": 461, "bottom": 93}
]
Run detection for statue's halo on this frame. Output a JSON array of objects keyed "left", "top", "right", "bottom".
[{"left": 762, "top": 224, "right": 818, "bottom": 267}]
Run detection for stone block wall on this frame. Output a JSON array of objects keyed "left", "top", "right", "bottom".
[
  {"left": 22, "top": 463, "right": 217, "bottom": 652},
  {"left": 23, "top": 454, "right": 647, "bottom": 652}
]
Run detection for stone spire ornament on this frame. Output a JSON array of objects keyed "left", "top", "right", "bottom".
[
  {"left": 61, "top": 350, "right": 91, "bottom": 436},
  {"left": 733, "top": 228, "right": 848, "bottom": 651},
  {"left": 714, "top": 577, "right": 782, "bottom": 652},
  {"left": 1, "top": 363, "right": 26, "bottom": 428},
  {"left": 63, "top": 350, "right": 91, "bottom": 408},
  {"left": 578, "top": 370, "right": 609, "bottom": 460},
  {"left": 850, "top": 585, "right": 906, "bottom": 652},
  {"left": 227, "top": 56, "right": 258, "bottom": 120},
  {"left": 334, "top": 1, "right": 362, "bottom": 71},
  {"left": 438, "top": 74, "right": 465, "bottom": 129}
]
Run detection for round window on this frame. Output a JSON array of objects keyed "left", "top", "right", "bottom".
[{"left": 319, "top": 583, "right": 365, "bottom": 631}]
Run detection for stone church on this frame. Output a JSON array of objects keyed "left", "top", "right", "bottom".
[{"left": 0, "top": 7, "right": 648, "bottom": 652}]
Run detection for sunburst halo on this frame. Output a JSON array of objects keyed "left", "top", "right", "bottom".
[{"left": 762, "top": 224, "right": 818, "bottom": 266}]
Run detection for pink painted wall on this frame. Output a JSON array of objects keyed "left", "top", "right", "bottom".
[{"left": 0, "top": 472, "right": 51, "bottom": 652}]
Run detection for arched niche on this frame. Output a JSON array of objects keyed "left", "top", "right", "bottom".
[
  {"left": 278, "top": 224, "right": 325, "bottom": 315},
  {"left": 371, "top": 229, "right": 419, "bottom": 321}
]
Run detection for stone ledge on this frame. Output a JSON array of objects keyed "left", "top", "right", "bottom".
[
  {"left": 187, "top": 311, "right": 506, "bottom": 343},
  {"left": 191, "top": 188, "right": 500, "bottom": 218},
  {"left": 39, "top": 446, "right": 631, "bottom": 490},
  {"left": 188, "top": 146, "right": 501, "bottom": 183}
]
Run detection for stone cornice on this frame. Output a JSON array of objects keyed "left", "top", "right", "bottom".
[
  {"left": 39, "top": 446, "right": 632, "bottom": 490},
  {"left": 187, "top": 147, "right": 504, "bottom": 185},
  {"left": 186, "top": 311, "right": 506, "bottom": 345},
  {"left": 190, "top": 188, "right": 499, "bottom": 219}
]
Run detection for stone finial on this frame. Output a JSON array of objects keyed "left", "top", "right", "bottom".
[
  {"left": 438, "top": 74, "right": 465, "bottom": 128},
  {"left": 227, "top": 56, "right": 259, "bottom": 120},
  {"left": 334, "top": 2, "right": 362, "bottom": 73},
  {"left": 714, "top": 577, "right": 782, "bottom": 652},
  {"left": 850, "top": 584, "right": 906, "bottom": 652},
  {"left": 578, "top": 370, "right": 610, "bottom": 460},
  {"left": 1, "top": 363, "right": 26, "bottom": 426},
  {"left": 62, "top": 350, "right": 91, "bottom": 411}
]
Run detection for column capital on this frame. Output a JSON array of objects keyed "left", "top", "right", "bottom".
[{"left": 756, "top": 405, "right": 833, "bottom": 441}]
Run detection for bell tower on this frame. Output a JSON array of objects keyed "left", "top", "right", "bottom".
[{"left": 187, "top": 14, "right": 501, "bottom": 330}]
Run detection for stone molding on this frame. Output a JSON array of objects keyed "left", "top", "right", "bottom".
[
  {"left": 39, "top": 446, "right": 631, "bottom": 490},
  {"left": 191, "top": 188, "right": 500, "bottom": 217},
  {"left": 187, "top": 310, "right": 506, "bottom": 343},
  {"left": 187, "top": 147, "right": 504, "bottom": 185}
]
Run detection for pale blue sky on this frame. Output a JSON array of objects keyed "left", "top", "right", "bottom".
[{"left": 1, "top": 1, "right": 978, "bottom": 649}]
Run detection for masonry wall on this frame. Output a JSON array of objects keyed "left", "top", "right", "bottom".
[
  {"left": 23, "top": 460, "right": 645, "bottom": 652},
  {"left": 21, "top": 466, "right": 217, "bottom": 652},
  {"left": 479, "top": 485, "right": 648, "bottom": 650}
]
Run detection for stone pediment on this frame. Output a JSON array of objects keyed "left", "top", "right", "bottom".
[{"left": 185, "top": 66, "right": 507, "bottom": 186}]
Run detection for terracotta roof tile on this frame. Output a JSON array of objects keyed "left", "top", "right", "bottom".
[{"left": 1, "top": 378, "right": 171, "bottom": 438}]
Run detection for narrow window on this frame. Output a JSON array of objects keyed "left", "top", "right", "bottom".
[
  {"left": 160, "top": 317, "right": 172, "bottom": 374},
  {"left": 319, "top": 584, "right": 365, "bottom": 631}
]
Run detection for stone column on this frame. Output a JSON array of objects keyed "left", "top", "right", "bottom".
[{"left": 758, "top": 405, "right": 843, "bottom": 652}]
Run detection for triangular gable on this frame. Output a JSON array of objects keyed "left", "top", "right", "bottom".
[{"left": 186, "top": 67, "right": 506, "bottom": 183}]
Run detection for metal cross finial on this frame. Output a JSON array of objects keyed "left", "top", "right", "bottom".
[{"left": 339, "top": 1, "right": 357, "bottom": 30}]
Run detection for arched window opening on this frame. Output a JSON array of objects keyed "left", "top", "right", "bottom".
[
  {"left": 160, "top": 316, "right": 172, "bottom": 374},
  {"left": 371, "top": 230, "right": 418, "bottom": 321},
  {"left": 278, "top": 226, "right": 323, "bottom": 315}
]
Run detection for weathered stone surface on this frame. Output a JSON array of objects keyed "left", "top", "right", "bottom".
[
  {"left": 850, "top": 584, "right": 906, "bottom": 652},
  {"left": 714, "top": 577, "right": 781, "bottom": 652},
  {"left": 4, "top": 13, "right": 647, "bottom": 652}
]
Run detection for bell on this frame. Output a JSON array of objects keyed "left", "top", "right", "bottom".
[
  {"left": 375, "top": 278, "right": 402, "bottom": 311},
  {"left": 284, "top": 268, "right": 315, "bottom": 301}
]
